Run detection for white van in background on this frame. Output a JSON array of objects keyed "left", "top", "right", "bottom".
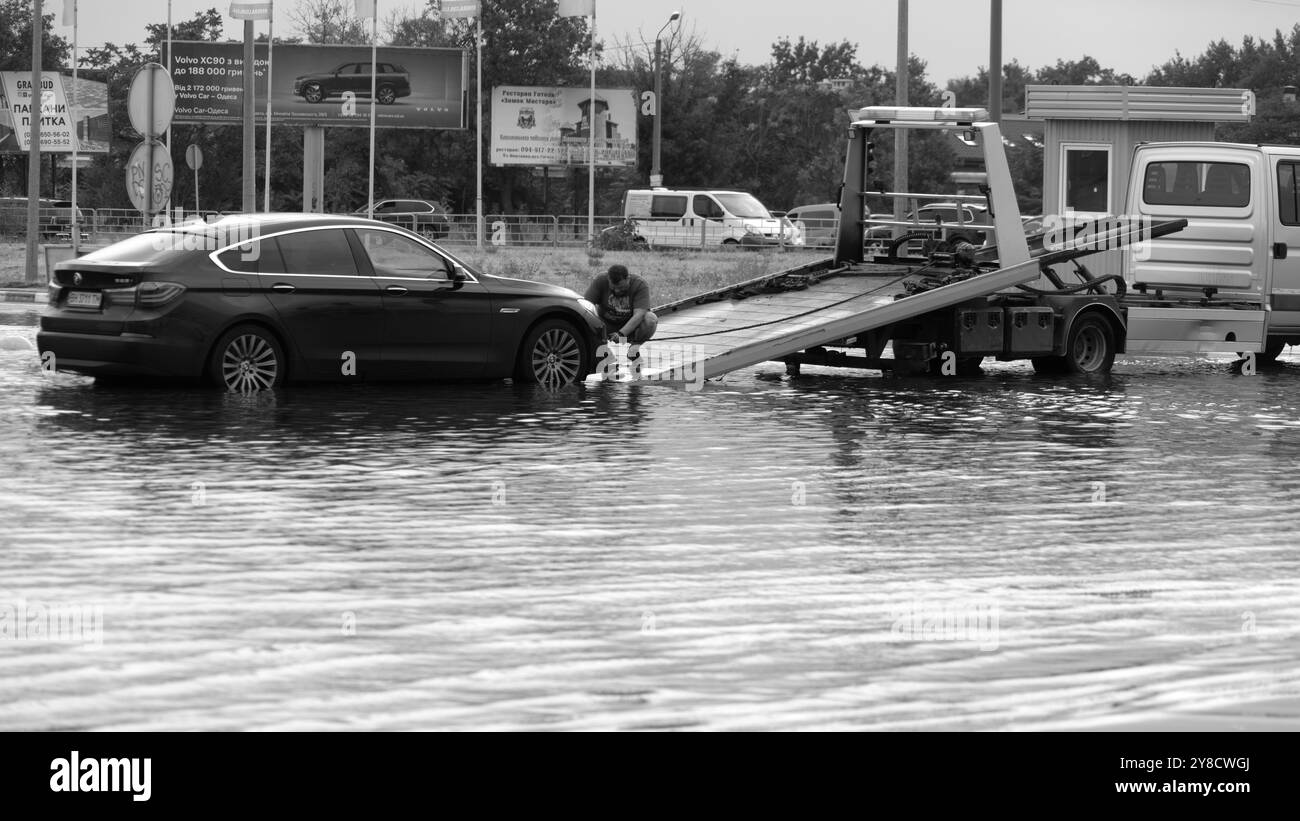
[{"left": 621, "top": 188, "right": 799, "bottom": 248}]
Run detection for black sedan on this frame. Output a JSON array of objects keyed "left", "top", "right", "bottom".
[{"left": 37, "top": 214, "right": 605, "bottom": 391}]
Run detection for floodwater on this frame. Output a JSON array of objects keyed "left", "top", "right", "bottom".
[{"left": 1, "top": 302, "right": 1298, "bottom": 730}]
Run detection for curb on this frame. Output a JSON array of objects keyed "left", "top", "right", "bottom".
[{"left": 1, "top": 289, "right": 41, "bottom": 304}]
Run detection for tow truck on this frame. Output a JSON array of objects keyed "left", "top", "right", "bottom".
[{"left": 622, "top": 105, "right": 1273, "bottom": 384}]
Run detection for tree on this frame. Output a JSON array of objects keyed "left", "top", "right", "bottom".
[
  {"left": 289, "top": 0, "right": 371, "bottom": 46},
  {"left": 946, "top": 58, "right": 1034, "bottom": 115},
  {"left": 1035, "top": 55, "right": 1134, "bottom": 86},
  {"left": 0, "top": 0, "right": 69, "bottom": 71},
  {"left": 767, "top": 37, "right": 860, "bottom": 86},
  {"left": 75, "top": 10, "right": 228, "bottom": 210}
]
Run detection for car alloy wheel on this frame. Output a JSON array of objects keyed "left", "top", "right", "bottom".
[
  {"left": 376, "top": 85, "right": 396, "bottom": 105},
  {"left": 211, "top": 324, "right": 285, "bottom": 392},
  {"left": 303, "top": 83, "right": 324, "bottom": 103},
  {"left": 518, "top": 320, "right": 585, "bottom": 390}
]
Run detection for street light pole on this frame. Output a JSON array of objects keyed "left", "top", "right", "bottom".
[{"left": 650, "top": 11, "right": 679, "bottom": 188}]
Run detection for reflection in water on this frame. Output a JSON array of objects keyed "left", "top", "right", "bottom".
[{"left": 2, "top": 308, "right": 1299, "bottom": 730}]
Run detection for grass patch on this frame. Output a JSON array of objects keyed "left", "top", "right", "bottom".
[{"left": 451, "top": 246, "right": 831, "bottom": 306}]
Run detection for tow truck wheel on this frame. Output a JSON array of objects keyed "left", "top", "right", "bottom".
[{"left": 1064, "top": 313, "right": 1116, "bottom": 374}]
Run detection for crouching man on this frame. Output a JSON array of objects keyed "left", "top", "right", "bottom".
[{"left": 584, "top": 263, "right": 658, "bottom": 359}]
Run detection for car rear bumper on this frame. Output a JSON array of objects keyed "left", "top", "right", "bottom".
[{"left": 36, "top": 330, "right": 204, "bottom": 380}]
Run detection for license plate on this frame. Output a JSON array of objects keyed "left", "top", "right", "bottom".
[{"left": 66, "top": 290, "right": 102, "bottom": 309}]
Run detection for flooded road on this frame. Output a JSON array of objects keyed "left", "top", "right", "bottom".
[{"left": 2, "top": 302, "right": 1298, "bottom": 730}]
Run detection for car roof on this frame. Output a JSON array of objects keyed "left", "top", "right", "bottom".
[{"left": 153, "top": 212, "right": 409, "bottom": 237}]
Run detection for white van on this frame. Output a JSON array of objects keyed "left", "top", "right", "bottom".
[
  {"left": 621, "top": 188, "right": 799, "bottom": 248},
  {"left": 1121, "top": 141, "right": 1300, "bottom": 358}
]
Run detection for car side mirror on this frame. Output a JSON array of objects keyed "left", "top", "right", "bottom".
[{"left": 449, "top": 265, "right": 467, "bottom": 290}]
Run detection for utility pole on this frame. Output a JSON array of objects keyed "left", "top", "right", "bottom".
[
  {"left": 25, "top": 0, "right": 43, "bottom": 284},
  {"left": 242, "top": 19, "right": 254, "bottom": 212},
  {"left": 893, "top": 0, "right": 908, "bottom": 233},
  {"left": 990, "top": 0, "right": 1002, "bottom": 122}
]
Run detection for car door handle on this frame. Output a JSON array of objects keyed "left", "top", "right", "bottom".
[
  {"left": 385, "top": 285, "right": 409, "bottom": 295},
  {"left": 1274, "top": 242, "right": 1288, "bottom": 260},
  {"left": 270, "top": 283, "right": 295, "bottom": 293}
]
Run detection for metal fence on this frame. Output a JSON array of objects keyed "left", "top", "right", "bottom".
[{"left": 1, "top": 207, "right": 840, "bottom": 251}]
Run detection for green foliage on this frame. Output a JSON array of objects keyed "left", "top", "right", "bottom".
[
  {"left": 0, "top": 0, "right": 69, "bottom": 71},
  {"left": 16, "top": 2, "right": 1300, "bottom": 220}
]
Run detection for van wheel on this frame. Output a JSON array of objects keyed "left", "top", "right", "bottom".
[{"left": 1064, "top": 313, "right": 1116, "bottom": 374}]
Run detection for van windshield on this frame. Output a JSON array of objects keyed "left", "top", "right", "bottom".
[{"left": 715, "top": 193, "right": 771, "bottom": 219}]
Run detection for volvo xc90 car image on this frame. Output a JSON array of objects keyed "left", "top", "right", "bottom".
[
  {"left": 37, "top": 214, "right": 605, "bottom": 391},
  {"left": 291, "top": 61, "right": 412, "bottom": 104}
]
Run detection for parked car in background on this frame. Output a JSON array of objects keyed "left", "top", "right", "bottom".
[
  {"left": 354, "top": 199, "right": 452, "bottom": 239},
  {"left": 292, "top": 62, "right": 412, "bottom": 105},
  {"left": 864, "top": 202, "right": 992, "bottom": 257},
  {"left": 621, "top": 188, "right": 800, "bottom": 248},
  {"left": 0, "top": 196, "right": 86, "bottom": 239},
  {"left": 37, "top": 214, "right": 605, "bottom": 391},
  {"left": 785, "top": 202, "right": 841, "bottom": 247}
]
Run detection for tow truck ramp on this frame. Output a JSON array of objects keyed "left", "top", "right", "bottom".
[
  {"left": 622, "top": 255, "right": 1043, "bottom": 384},
  {"left": 613, "top": 218, "right": 1187, "bottom": 386}
]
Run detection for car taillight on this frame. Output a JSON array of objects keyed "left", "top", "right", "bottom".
[{"left": 138, "top": 282, "right": 186, "bottom": 307}]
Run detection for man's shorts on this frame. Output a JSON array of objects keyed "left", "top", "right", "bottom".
[{"left": 606, "top": 312, "right": 658, "bottom": 345}]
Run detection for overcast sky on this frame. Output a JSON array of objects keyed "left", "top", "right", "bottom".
[{"left": 63, "top": 0, "right": 1300, "bottom": 88}]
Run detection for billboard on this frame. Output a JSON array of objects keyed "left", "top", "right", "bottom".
[
  {"left": 491, "top": 86, "right": 637, "bottom": 167},
  {"left": 171, "top": 41, "right": 467, "bottom": 129},
  {"left": 0, "top": 72, "right": 109, "bottom": 153}
]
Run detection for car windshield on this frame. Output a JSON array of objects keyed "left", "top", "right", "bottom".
[{"left": 714, "top": 193, "right": 771, "bottom": 219}]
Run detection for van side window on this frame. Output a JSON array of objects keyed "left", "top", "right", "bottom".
[
  {"left": 1143, "top": 161, "right": 1250, "bottom": 208},
  {"left": 1279, "top": 163, "right": 1300, "bottom": 226},
  {"left": 650, "top": 195, "right": 687, "bottom": 219},
  {"left": 693, "top": 195, "right": 724, "bottom": 220}
]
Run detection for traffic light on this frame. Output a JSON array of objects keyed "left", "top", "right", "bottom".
[{"left": 866, "top": 141, "right": 876, "bottom": 176}]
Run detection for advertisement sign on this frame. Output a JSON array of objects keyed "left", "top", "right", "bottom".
[
  {"left": 0, "top": 72, "right": 76, "bottom": 152},
  {"left": 436, "top": 0, "right": 480, "bottom": 16},
  {"left": 491, "top": 86, "right": 637, "bottom": 167},
  {"left": 171, "top": 41, "right": 467, "bottom": 129}
]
